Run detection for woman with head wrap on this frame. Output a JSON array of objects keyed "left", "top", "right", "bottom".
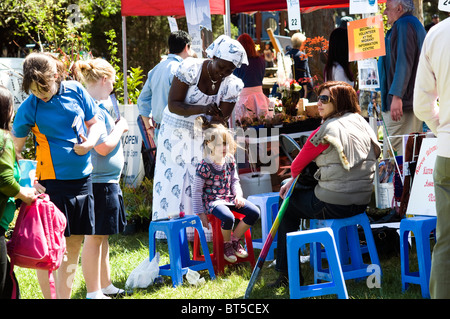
[{"left": 152, "top": 35, "right": 248, "bottom": 238}]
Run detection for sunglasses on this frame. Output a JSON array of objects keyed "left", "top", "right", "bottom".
[{"left": 318, "top": 95, "right": 331, "bottom": 104}]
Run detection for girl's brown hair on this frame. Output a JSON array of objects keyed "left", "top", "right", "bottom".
[
  {"left": 316, "top": 81, "right": 361, "bottom": 120},
  {"left": 0, "top": 85, "right": 14, "bottom": 131},
  {"left": 22, "top": 52, "right": 66, "bottom": 94}
]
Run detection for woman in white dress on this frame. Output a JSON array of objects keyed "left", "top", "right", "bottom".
[{"left": 152, "top": 35, "right": 248, "bottom": 239}]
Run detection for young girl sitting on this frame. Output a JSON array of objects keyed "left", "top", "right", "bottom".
[{"left": 192, "top": 124, "right": 260, "bottom": 263}]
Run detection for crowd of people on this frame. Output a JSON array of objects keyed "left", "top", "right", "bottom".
[{"left": 0, "top": 0, "right": 448, "bottom": 300}]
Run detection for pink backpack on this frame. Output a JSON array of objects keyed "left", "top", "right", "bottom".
[{"left": 7, "top": 194, "right": 67, "bottom": 299}]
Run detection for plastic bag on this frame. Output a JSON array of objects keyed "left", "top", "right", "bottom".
[
  {"left": 125, "top": 252, "right": 160, "bottom": 289},
  {"left": 185, "top": 269, "right": 205, "bottom": 286}
]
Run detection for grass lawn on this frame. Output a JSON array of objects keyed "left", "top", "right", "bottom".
[{"left": 13, "top": 225, "right": 426, "bottom": 301}]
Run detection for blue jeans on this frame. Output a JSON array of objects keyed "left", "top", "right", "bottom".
[
  {"left": 211, "top": 200, "right": 260, "bottom": 230},
  {"left": 275, "top": 187, "right": 366, "bottom": 274}
]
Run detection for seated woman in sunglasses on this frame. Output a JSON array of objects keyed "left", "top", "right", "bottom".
[{"left": 270, "top": 81, "right": 381, "bottom": 287}]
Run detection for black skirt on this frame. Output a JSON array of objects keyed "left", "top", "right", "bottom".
[
  {"left": 39, "top": 176, "right": 95, "bottom": 237},
  {"left": 93, "top": 183, "right": 126, "bottom": 235}
]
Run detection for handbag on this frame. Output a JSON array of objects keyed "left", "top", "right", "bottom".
[
  {"left": 295, "top": 161, "right": 318, "bottom": 190},
  {"left": 7, "top": 194, "right": 67, "bottom": 299}
]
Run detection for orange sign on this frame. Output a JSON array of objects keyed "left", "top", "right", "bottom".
[{"left": 347, "top": 15, "right": 385, "bottom": 61}]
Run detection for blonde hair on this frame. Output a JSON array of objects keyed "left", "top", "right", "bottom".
[
  {"left": 291, "top": 32, "right": 306, "bottom": 49},
  {"left": 203, "top": 124, "right": 237, "bottom": 158},
  {"left": 73, "top": 58, "right": 115, "bottom": 84}
]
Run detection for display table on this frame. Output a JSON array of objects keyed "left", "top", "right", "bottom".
[
  {"left": 262, "top": 77, "right": 277, "bottom": 95},
  {"left": 235, "top": 118, "right": 321, "bottom": 182}
]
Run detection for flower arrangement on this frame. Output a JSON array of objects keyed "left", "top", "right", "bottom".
[{"left": 277, "top": 79, "right": 302, "bottom": 116}]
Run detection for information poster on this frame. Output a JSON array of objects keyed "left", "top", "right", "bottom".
[
  {"left": 406, "top": 138, "right": 438, "bottom": 216},
  {"left": 358, "top": 58, "right": 380, "bottom": 90},
  {"left": 350, "top": 0, "right": 378, "bottom": 14},
  {"left": 348, "top": 15, "right": 385, "bottom": 61}
]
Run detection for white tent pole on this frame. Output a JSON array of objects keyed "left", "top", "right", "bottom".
[
  {"left": 122, "top": 16, "right": 128, "bottom": 105},
  {"left": 223, "top": 0, "right": 231, "bottom": 36}
]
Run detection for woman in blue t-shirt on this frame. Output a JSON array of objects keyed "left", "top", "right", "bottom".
[
  {"left": 74, "top": 58, "right": 129, "bottom": 298},
  {"left": 12, "top": 52, "right": 102, "bottom": 299}
]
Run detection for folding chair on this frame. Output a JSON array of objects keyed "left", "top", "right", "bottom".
[{"left": 279, "top": 134, "right": 302, "bottom": 163}]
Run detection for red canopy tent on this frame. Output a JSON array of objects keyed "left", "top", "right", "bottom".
[
  {"left": 121, "top": 0, "right": 358, "bottom": 16},
  {"left": 119, "top": 0, "right": 385, "bottom": 102}
]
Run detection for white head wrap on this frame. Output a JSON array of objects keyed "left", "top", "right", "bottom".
[{"left": 205, "top": 35, "right": 249, "bottom": 68}]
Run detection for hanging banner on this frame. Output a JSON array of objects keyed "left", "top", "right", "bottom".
[
  {"left": 350, "top": 0, "right": 378, "bottom": 14},
  {"left": 439, "top": 0, "right": 450, "bottom": 12},
  {"left": 286, "top": 0, "right": 302, "bottom": 31},
  {"left": 118, "top": 103, "right": 145, "bottom": 187},
  {"left": 406, "top": 138, "right": 438, "bottom": 217},
  {"left": 183, "top": 0, "right": 213, "bottom": 58},
  {"left": 348, "top": 15, "right": 385, "bottom": 61}
]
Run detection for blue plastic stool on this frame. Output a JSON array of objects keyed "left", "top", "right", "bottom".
[
  {"left": 148, "top": 215, "right": 216, "bottom": 287},
  {"left": 310, "top": 212, "right": 381, "bottom": 283},
  {"left": 400, "top": 216, "right": 437, "bottom": 298},
  {"left": 247, "top": 192, "right": 279, "bottom": 260},
  {"left": 287, "top": 228, "right": 348, "bottom": 299}
]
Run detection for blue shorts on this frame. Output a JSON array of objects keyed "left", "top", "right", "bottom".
[
  {"left": 40, "top": 176, "right": 94, "bottom": 237},
  {"left": 93, "top": 183, "right": 126, "bottom": 235}
]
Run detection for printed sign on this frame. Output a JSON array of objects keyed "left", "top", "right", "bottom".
[
  {"left": 118, "top": 104, "right": 145, "bottom": 187},
  {"left": 348, "top": 15, "right": 385, "bottom": 61},
  {"left": 439, "top": 0, "right": 450, "bottom": 12},
  {"left": 406, "top": 138, "right": 437, "bottom": 216},
  {"left": 358, "top": 58, "right": 380, "bottom": 90},
  {"left": 287, "top": 0, "right": 302, "bottom": 31},
  {"left": 350, "top": 0, "right": 378, "bottom": 14},
  {"left": 168, "top": 17, "right": 178, "bottom": 32}
]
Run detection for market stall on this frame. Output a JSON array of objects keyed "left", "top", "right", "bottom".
[{"left": 119, "top": 0, "right": 385, "bottom": 193}]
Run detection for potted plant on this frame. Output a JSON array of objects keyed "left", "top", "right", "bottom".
[{"left": 121, "top": 177, "right": 153, "bottom": 235}]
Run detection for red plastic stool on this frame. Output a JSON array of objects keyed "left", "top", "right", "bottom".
[{"left": 193, "top": 212, "right": 256, "bottom": 275}]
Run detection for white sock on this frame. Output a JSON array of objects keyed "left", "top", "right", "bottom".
[
  {"left": 102, "top": 283, "right": 123, "bottom": 294},
  {"left": 86, "top": 290, "right": 110, "bottom": 299}
]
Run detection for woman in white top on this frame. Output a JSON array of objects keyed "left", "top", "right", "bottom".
[
  {"left": 324, "top": 27, "right": 355, "bottom": 87},
  {"left": 152, "top": 35, "right": 248, "bottom": 239}
]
